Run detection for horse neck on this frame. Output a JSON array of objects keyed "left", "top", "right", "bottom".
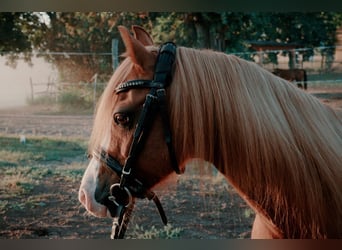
[{"left": 168, "top": 48, "right": 342, "bottom": 238}]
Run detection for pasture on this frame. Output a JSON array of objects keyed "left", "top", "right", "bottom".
[
  {"left": 0, "top": 131, "right": 254, "bottom": 239},
  {"left": 0, "top": 84, "right": 340, "bottom": 239}
]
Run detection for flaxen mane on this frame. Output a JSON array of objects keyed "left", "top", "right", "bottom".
[
  {"left": 90, "top": 45, "right": 342, "bottom": 238},
  {"left": 169, "top": 47, "right": 342, "bottom": 238}
]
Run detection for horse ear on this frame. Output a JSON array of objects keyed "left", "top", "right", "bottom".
[
  {"left": 118, "top": 25, "right": 155, "bottom": 71},
  {"left": 132, "top": 25, "right": 153, "bottom": 46}
]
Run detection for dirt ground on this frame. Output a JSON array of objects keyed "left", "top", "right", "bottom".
[{"left": 0, "top": 86, "right": 341, "bottom": 239}]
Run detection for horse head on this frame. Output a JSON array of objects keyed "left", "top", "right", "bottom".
[{"left": 78, "top": 26, "right": 179, "bottom": 232}]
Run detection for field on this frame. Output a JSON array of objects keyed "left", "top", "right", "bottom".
[
  {"left": 0, "top": 136, "right": 254, "bottom": 239},
  {"left": 0, "top": 85, "right": 341, "bottom": 239}
]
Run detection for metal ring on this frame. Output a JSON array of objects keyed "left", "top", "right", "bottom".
[{"left": 109, "top": 183, "right": 133, "bottom": 208}]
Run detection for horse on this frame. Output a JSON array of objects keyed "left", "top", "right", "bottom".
[
  {"left": 79, "top": 25, "right": 342, "bottom": 239},
  {"left": 272, "top": 68, "right": 308, "bottom": 90}
]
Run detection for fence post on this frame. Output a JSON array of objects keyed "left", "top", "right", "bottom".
[
  {"left": 289, "top": 49, "right": 296, "bottom": 69},
  {"left": 30, "top": 77, "right": 34, "bottom": 102},
  {"left": 257, "top": 50, "right": 264, "bottom": 66},
  {"left": 92, "top": 73, "right": 98, "bottom": 111},
  {"left": 112, "top": 38, "right": 119, "bottom": 71}
]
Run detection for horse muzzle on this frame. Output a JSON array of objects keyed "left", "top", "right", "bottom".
[{"left": 105, "top": 180, "right": 168, "bottom": 239}]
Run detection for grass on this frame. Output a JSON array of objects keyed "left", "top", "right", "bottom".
[
  {"left": 0, "top": 167, "right": 40, "bottom": 213},
  {"left": 128, "top": 224, "right": 183, "bottom": 239},
  {"left": 54, "top": 162, "right": 86, "bottom": 182},
  {"left": 0, "top": 200, "right": 8, "bottom": 214},
  {"left": 0, "top": 134, "right": 255, "bottom": 239},
  {"left": 27, "top": 82, "right": 106, "bottom": 114},
  {"left": 0, "top": 135, "right": 87, "bottom": 214},
  {"left": 306, "top": 72, "right": 342, "bottom": 88},
  {"left": 0, "top": 136, "right": 87, "bottom": 164},
  {"left": 0, "top": 150, "right": 44, "bottom": 167},
  {"left": 0, "top": 134, "right": 189, "bottom": 238},
  {"left": 0, "top": 134, "right": 186, "bottom": 239},
  {"left": 1, "top": 172, "right": 35, "bottom": 195}
]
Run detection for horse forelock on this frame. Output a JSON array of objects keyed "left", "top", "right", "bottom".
[
  {"left": 169, "top": 46, "right": 342, "bottom": 238},
  {"left": 88, "top": 56, "right": 143, "bottom": 154},
  {"left": 88, "top": 45, "right": 159, "bottom": 153}
]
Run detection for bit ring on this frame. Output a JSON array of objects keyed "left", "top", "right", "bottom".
[{"left": 108, "top": 183, "right": 133, "bottom": 208}]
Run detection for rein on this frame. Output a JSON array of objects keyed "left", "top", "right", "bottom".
[{"left": 95, "top": 42, "right": 180, "bottom": 239}]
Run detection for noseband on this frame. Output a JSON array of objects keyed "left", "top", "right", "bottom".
[{"left": 93, "top": 42, "right": 180, "bottom": 239}]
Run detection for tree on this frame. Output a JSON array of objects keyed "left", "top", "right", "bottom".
[
  {"left": 0, "top": 12, "right": 156, "bottom": 82},
  {"left": 42, "top": 12, "right": 118, "bottom": 82},
  {"left": 41, "top": 12, "right": 159, "bottom": 82},
  {"left": 0, "top": 12, "right": 47, "bottom": 67},
  {"left": 242, "top": 13, "right": 342, "bottom": 68},
  {"left": 1, "top": 12, "right": 342, "bottom": 78}
]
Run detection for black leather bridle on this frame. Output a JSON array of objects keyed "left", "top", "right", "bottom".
[{"left": 92, "top": 42, "right": 181, "bottom": 239}]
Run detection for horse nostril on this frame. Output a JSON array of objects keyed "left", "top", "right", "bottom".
[
  {"left": 79, "top": 189, "right": 88, "bottom": 206},
  {"left": 78, "top": 187, "right": 108, "bottom": 217}
]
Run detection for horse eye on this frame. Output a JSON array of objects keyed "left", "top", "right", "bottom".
[{"left": 113, "top": 113, "right": 131, "bottom": 127}]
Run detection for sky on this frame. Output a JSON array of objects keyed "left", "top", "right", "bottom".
[{"left": 0, "top": 56, "right": 58, "bottom": 108}]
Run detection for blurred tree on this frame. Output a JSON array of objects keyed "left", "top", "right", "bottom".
[
  {"left": 0, "top": 12, "right": 47, "bottom": 67},
  {"left": 248, "top": 13, "right": 342, "bottom": 68},
  {"left": 1, "top": 12, "right": 342, "bottom": 79},
  {"left": 42, "top": 12, "right": 160, "bottom": 82},
  {"left": 42, "top": 12, "right": 119, "bottom": 82}
]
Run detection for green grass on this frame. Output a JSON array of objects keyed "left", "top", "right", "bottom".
[
  {"left": 27, "top": 82, "right": 106, "bottom": 115},
  {"left": 54, "top": 162, "right": 86, "bottom": 182},
  {"left": 0, "top": 136, "right": 87, "bottom": 165},
  {"left": 0, "top": 135, "right": 87, "bottom": 213},
  {"left": 307, "top": 72, "right": 342, "bottom": 87},
  {"left": 128, "top": 224, "right": 183, "bottom": 239}
]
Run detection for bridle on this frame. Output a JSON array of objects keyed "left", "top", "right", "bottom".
[{"left": 92, "top": 42, "right": 181, "bottom": 239}]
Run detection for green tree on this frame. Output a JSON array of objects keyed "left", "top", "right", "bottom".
[
  {"left": 1, "top": 12, "right": 342, "bottom": 78},
  {"left": 42, "top": 12, "right": 160, "bottom": 82},
  {"left": 0, "top": 12, "right": 47, "bottom": 67},
  {"left": 250, "top": 13, "right": 342, "bottom": 68},
  {"left": 42, "top": 12, "right": 117, "bottom": 82}
]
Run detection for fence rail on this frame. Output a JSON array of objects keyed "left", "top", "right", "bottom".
[{"left": 21, "top": 44, "right": 342, "bottom": 110}]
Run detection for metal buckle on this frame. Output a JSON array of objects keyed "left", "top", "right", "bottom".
[{"left": 121, "top": 167, "right": 131, "bottom": 176}]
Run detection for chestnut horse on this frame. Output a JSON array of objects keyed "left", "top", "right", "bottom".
[
  {"left": 79, "top": 25, "right": 342, "bottom": 238},
  {"left": 273, "top": 68, "right": 308, "bottom": 90}
]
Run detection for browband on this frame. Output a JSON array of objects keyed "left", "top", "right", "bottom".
[
  {"left": 115, "top": 42, "right": 177, "bottom": 93},
  {"left": 115, "top": 79, "right": 155, "bottom": 93}
]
